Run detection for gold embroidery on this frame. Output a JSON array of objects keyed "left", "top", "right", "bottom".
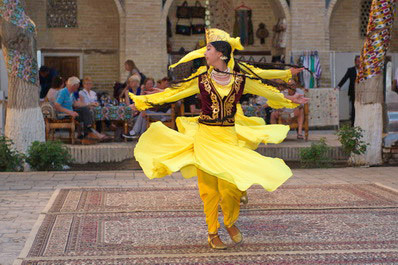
[
  {"left": 225, "top": 94, "right": 235, "bottom": 117},
  {"left": 199, "top": 72, "right": 244, "bottom": 126},
  {"left": 200, "top": 74, "right": 220, "bottom": 121}
]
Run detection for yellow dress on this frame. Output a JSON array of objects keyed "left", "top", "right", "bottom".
[{"left": 131, "top": 65, "right": 297, "bottom": 192}]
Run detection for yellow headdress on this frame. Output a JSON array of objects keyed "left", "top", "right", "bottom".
[{"left": 169, "top": 28, "right": 244, "bottom": 70}]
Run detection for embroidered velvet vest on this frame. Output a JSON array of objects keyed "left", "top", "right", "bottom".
[{"left": 198, "top": 73, "right": 245, "bottom": 126}]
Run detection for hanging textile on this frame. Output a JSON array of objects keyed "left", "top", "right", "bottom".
[
  {"left": 357, "top": 0, "right": 396, "bottom": 83},
  {"left": 209, "top": 0, "right": 234, "bottom": 32},
  {"left": 298, "top": 51, "right": 322, "bottom": 89},
  {"left": 0, "top": 0, "right": 38, "bottom": 85},
  {"left": 233, "top": 9, "right": 254, "bottom": 46}
]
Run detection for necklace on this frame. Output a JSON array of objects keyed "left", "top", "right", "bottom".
[{"left": 211, "top": 68, "right": 231, "bottom": 86}]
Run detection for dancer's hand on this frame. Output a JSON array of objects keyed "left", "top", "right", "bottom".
[
  {"left": 290, "top": 68, "right": 304, "bottom": 76},
  {"left": 291, "top": 93, "right": 309, "bottom": 104}
]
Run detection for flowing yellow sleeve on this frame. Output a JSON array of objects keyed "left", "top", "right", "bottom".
[
  {"left": 240, "top": 62, "right": 292, "bottom": 82},
  {"left": 129, "top": 69, "right": 204, "bottom": 111},
  {"left": 244, "top": 78, "right": 299, "bottom": 109}
]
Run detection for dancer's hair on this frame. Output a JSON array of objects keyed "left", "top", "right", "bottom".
[{"left": 169, "top": 41, "right": 310, "bottom": 91}]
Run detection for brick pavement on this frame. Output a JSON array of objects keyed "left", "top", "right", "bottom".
[{"left": 0, "top": 167, "right": 397, "bottom": 265}]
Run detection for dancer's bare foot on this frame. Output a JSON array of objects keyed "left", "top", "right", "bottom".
[{"left": 208, "top": 234, "right": 227, "bottom": 250}]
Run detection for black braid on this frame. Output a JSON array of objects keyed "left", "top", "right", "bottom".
[
  {"left": 235, "top": 58, "right": 314, "bottom": 76},
  {"left": 169, "top": 68, "right": 208, "bottom": 88},
  {"left": 211, "top": 63, "right": 295, "bottom": 91},
  {"left": 169, "top": 61, "right": 296, "bottom": 91}
]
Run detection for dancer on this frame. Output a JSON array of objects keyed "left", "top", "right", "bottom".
[{"left": 129, "top": 28, "right": 307, "bottom": 249}]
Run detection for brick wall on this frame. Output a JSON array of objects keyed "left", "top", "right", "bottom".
[
  {"left": 330, "top": 0, "right": 398, "bottom": 52},
  {"left": 25, "top": 0, "right": 120, "bottom": 91},
  {"left": 124, "top": 0, "right": 168, "bottom": 81},
  {"left": 25, "top": 0, "right": 398, "bottom": 92},
  {"left": 290, "top": 0, "right": 330, "bottom": 86}
]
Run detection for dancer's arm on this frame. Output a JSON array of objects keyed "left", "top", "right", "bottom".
[
  {"left": 129, "top": 71, "right": 203, "bottom": 111},
  {"left": 244, "top": 78, "right": 300, "bottom": 109},
  {"left": 239, "top": 62, "right": 293, "bottom": 82}
]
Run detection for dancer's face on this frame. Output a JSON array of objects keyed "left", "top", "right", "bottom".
[{"left": 205, "top": 44, "right": 223, "bottom": 67}]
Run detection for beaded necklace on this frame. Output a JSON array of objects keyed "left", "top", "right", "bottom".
[{"left": 211, "top": 67, "right": 231, "bottom": 86}]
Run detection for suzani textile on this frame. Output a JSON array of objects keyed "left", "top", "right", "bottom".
[
  {"left": 0, "top": 0, "right": 35, "bottom": 32},
  {"left": 357, "top": 0, "right": 396, "bottom": 82},
  {"left": 0, "top": 0, "right": 38, "bottom": 85}
]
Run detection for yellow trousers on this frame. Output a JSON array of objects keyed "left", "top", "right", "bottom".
[{"left": 197, "top": 169, "right": 243, "bottom": 234}]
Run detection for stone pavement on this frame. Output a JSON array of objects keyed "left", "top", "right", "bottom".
[{"left": 0, "top": 167, "right": 397, "bottom": 265}]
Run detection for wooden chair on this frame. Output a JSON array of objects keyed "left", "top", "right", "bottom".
[
  {"left": 145, "top": 103, "right": 178, "bottom": 130},
  {"left": 277, "top": 103, "right": 309, "bottom": 141},
  {"left": 40, "top": 102, "right": 77, "bottom": 144}
]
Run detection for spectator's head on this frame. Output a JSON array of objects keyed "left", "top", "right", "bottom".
[
  {"left": 143, "top": 77, "right": 155, "bottom": 90},
  {"left": 128, "top": 75, "right": 141, "bottom": 89},
  {"left": 83, "top": 76, "right": 93, "bottom": 90},
  {"left": 51, "top": 76, "right": 64, "bottom": 89},
  {"left": 158, "top": 77, "right": 170, "bottom": 89},
  {"left": 355, "top": 55, "right": 360, "bottom": 68},
  {"left": 39, "top": 66, "right": 50, "bottom": 77},
  {"left": 287, "top": 79, "right": 297, "bottom": 95},
  {"left": 125, "top": 60, "right": 137, "bottom": 72},
  {"left": 66, "top": 76, "right": 81, "bottom": 92}
]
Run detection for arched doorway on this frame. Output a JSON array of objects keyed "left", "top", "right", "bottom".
[{"left": 162, "top": 0, "right": 291, "bottom": 67}]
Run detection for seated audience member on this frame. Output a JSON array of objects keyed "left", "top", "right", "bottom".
[
  {"left": 78, "top": 76, "right": 99, "bottom": 107},
  {"left": 141, "top": 77, "right": 163, "bottom": 95},
  {"left": 156, "top": 77, "right": 170, "bottom": 90},
  {"left": 270, "top": 80, "right": 308, "bottom": 139},
  {"left": 123, "top": 80, "right": 172, "bottom": 139},
  {"left": 120, "top": 75, "right": 141, "bottom": 104},
  {"left": 255, "top": 96, "right": 272, "bottom": 124},
  {"left": 184, "top": 94, "right": 201, "bottom": 115},
  {"left": 54, "top": 76, "right": 106, "bottom": 140},
  {"left": 124, "top": 59, "right": 146, "bottom": 86},
  {"left": 45, "top": 76, "right": 64, "bottom": 103}
]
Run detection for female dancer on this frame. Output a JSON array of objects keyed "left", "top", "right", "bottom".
[{"left": 130, "top": 28, "right": 307, "bottom": 249}]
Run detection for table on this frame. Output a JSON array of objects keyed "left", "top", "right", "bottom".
[
  {"left": 92, "top": 105, "right": 133, "bottom": 141},
  {"left": 92, "top": 105, "right": 133, "bottom": 121}
]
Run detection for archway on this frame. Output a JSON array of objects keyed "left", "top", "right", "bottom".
[
  {"left": 161, "top": 0, "right": 290, "bottom": 32},
  {"left": 161, "top": 0, "right": 291, "bottom": 56}
]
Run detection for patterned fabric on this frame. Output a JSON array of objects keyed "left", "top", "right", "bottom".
[
  {"left": 357, "top": 0, "right": 396, "bottom": 82},
  {"left": 3, "top": 48, "right": 38, "bottom": 84},
  {"left": 307, "top": 88, "right": 339, "bottom": 127},
  {"left": 0, "top": 0, "right": 38, "bottom": 85},
  {"left": 209, "top": 0, "right": 234, "bottom": 32},
  {"left": 18, "top": 185, "right": 398, "bottom": 264},
  {"left": 0, "top": 0, "right": 35, "bottom": 32},
  {"left": 241, "top": 104, "right": 266, "bottom": 118},
  {"left": 92, "top": 106, "right": 133, "bottom": 121}
]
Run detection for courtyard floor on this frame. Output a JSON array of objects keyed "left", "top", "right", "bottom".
[{"left": 0, "top": 167, "right": 397, "bottom": 264}]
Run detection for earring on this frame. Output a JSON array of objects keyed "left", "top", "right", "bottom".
[{"left": 220, "top": 55, "right": 228, "bottom": 60}]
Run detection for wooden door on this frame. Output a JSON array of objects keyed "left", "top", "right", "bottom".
[{"left": 44, "top": 56, "right": 79, "bottom": 81}]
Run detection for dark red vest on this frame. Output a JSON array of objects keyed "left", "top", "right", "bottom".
[{"left": 198, "top": 73, "right": 245, "bottom": 126}]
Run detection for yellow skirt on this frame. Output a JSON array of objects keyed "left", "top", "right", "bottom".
[{"left": 134, "top": 105, "right": 293, "bottom": 192}]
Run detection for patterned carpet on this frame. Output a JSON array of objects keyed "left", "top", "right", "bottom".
[{"left": 16, "top": 184, "right": 398, "bottom": 264}]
